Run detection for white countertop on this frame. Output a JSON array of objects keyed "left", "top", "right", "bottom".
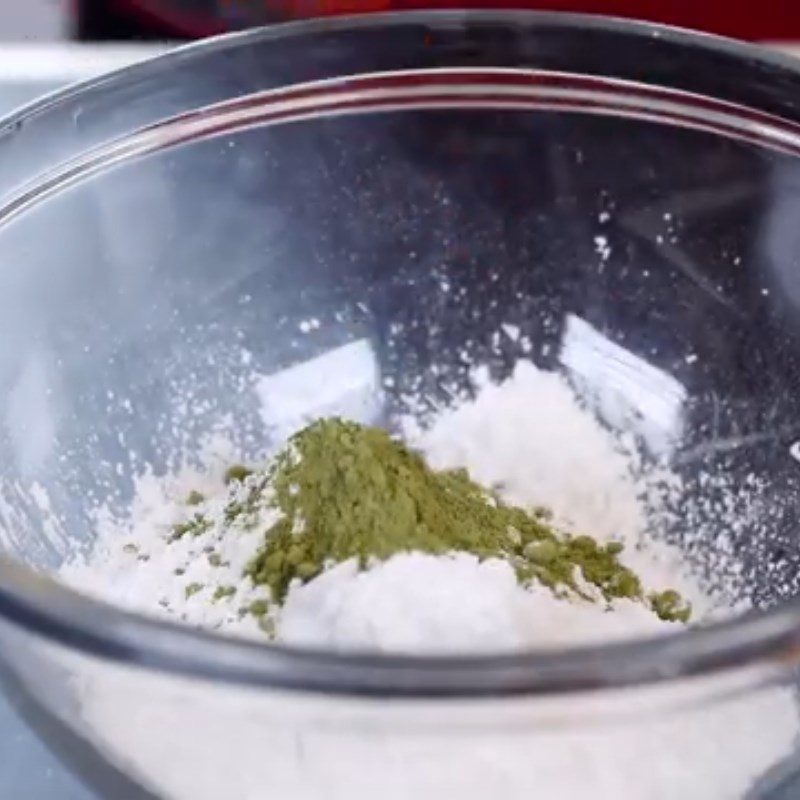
[{"left": 0, "top": 42, "right": 170, "bottom": 83}]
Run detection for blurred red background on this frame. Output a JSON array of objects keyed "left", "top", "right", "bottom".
[{"left": 75, "top": 0, "right": 800, "bottom": 41}]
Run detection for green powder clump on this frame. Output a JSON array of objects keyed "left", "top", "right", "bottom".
[
  {"left": 170, "top": 514, "right": 212, "bottom": 542},
  {"left": 212, "top": 585, "right": 236, "bottom": 603},
  {"left": 225, "top": 465, "right": 254, "bottom": 485},
  {"left": 248, "top": 599, "right": 269, "bottom": 618},
  {"left": 649, "top": 589, "right": 692, "bottom": 623},
  {"left": 242, "top": 418, "right": 681, "bottom": 620},
  {"left": 185, "top": 490, "right": 205, "bottom": 506}
]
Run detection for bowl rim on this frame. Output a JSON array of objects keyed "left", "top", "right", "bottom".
[
  {"left": 3, "top": 9, "right": 800, "bottom": 698},
  {"left": 6, "top": 7, "right": 800, "bottom": 132}
]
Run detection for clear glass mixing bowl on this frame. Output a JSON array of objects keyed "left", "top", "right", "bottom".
[{"left": 1, "top": 11, "right": 800, "bottom": 799}]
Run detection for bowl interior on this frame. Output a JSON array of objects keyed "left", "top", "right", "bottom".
[
  {"left": 2, "top": 18, "right": 800, "bottom": 800},
  {"left": 0, "top": 30, "right": 798, "bottom": 620}
]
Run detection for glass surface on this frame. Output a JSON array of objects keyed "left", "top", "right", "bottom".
[
  {"left": 0, "top": 51, "right": 174, "bottom": 800},
  {"left": 0, "top": 11, "right": 799, "bottom": 798}
]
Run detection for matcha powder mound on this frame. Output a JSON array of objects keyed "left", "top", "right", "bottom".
[
  {"left": 234, "top": 418, "right": 688, "bottom": 622},
  {"left": 62, "top": 361, "right": 702, "bottom": 654}
]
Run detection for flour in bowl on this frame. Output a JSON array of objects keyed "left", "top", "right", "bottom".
[
  {"left": 56, "top": 360, "right": 799, "bottom": 800},
  {"left": 63, "top": 361, "right": 709, "bottom": 650}
]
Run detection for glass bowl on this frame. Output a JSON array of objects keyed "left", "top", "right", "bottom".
[{"left": 1, "top": 11, "right": 800, "bottom": 799}]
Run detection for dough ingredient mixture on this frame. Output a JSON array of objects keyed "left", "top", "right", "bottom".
[
  {"left": 56, "top": 361, "right": 799, "bottom": 800},
  {"left": 63, "top": 361, "right": 700, "bottom": 652}
]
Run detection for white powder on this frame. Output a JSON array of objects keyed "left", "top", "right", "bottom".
[
  {"left": 412, "top": 361, "right": 649, "bottom": 543},
  {"left": 61, "top": 437, "right": 275, "bottom": 640},
  {"left": 57, "top": 359, "right": 800, "bottom": 799},
  {"left": 278, "top": 553, "right": 678, "bottom": 653}
]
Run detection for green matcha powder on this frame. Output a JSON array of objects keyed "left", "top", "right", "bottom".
[{"left": 188, "top": 418, "right": 691, "bottom": 623}]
